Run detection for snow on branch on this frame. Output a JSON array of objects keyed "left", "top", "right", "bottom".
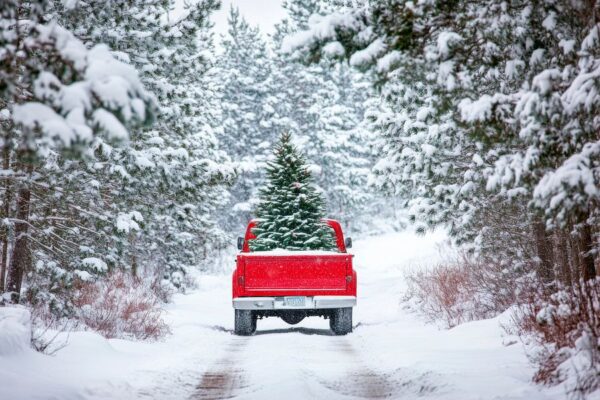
[
  {"left": 13, "top": 103, "right": 82, "bottom": 146},
  {"left": 349, "top": 38, "right": 386, "bottom": 68},
  {"left": 11, "top": 21, "right": 156, "bottom": 150},
  {"left": 458, "top": 93, "right": 510, "bottom": 123},
  {"left": 280, "top": 9, "right": 372, "bottom": 62},
  {"left": 533, "top": 141, "right": 600, "bottom": 220}
]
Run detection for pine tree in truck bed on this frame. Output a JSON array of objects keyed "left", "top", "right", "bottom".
[{"left": 250, "top": 133, "right": 337, "bottom": 252}]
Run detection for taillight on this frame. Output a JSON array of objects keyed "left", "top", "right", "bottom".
[
  {"left": 346, "top": 275, "right": 352, "bottom": 283},
  {"left": 238, "top": 275, "right": 245, "bottom": 285}
]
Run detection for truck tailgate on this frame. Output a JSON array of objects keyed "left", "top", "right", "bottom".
[{"left": 239, "top": 254, "right": 352, "bottom": 296}]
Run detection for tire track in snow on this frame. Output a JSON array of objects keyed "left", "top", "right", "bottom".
[
  {"left": 324, "top": 337, "right": 437, "bottom": 399},
  {"left": 190, "top": 337, "right": 249, "bottom": 400},
  {"left": 190, "top": 329, "right": 435, "bottom": 400},
  {"left": 324, "top": 338, "right": 396, "bottom": 399}
]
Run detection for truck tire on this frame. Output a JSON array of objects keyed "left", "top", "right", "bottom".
[
  {"left": 234, "top": 309, "right": 256, "bottom": 336},
  {"left": 330, "top": 307, "right": 352, "bottom": 335}
]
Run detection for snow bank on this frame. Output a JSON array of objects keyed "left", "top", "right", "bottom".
[{"left": 0, "top": 306, "right": 31, "bottom": 356}]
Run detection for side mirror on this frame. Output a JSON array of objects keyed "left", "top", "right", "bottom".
[
  {"left": 237, "top": 237, "right": 244, "bottom": 250},
  {"left": 345, "top": 237, "right": 352, "bottom": 249}
]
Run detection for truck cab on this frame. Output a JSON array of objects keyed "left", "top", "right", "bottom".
[{"left": 232, "top": 219, "right": 356, "bottom": 335}]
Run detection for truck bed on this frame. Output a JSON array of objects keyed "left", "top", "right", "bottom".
[{"left": 235, "top": 252, "right": 354, "bottom": 297}]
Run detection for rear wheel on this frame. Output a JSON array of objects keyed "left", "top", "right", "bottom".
[
  {"left": 330, "top": 307, "right": 352, "bottom": 335},
  {"left": 234, "top": 309, "right": 256, "bottom": 336}
]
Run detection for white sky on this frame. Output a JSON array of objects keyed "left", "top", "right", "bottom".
[{"left": 211, "top": 0, "right": 287, "bottom": 38}]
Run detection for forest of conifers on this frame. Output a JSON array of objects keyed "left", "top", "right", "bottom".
[{"left": 1, "top": 0, "right": 599, "bottom": 396}]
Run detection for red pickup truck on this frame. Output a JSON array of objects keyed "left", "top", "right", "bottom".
[{"left": 232, "top": 219, "right": 356, "bottom": 336}]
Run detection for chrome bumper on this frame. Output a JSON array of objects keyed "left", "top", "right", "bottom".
[{"left": 232, "top": 296, "right": 357, "bottom": 310}]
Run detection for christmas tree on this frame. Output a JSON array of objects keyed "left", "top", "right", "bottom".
[{"left": 250, "top": 133, "right": 337, "bottom": 251}]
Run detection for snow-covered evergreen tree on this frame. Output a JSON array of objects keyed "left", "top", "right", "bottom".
[
  {"left": 0, "top": 0, "right": 234, "bottom": 310},
  {"left": 283, "top": 3, "right": 600, "bottom": 390},
  {"left": 55, "top": 0, "right": 234, "bottom": 286},
  {"left": 271, "top": 0, "right": 379, "bottom": 232},
  {"left": 127, "top": 0, "right": 234, "bottom": 283},
  {"left": 251, "top": 133, "right": 337, "bottom": 252},
  {"left": 307, "top": 65, "right": 375, "bottom": 230},
  {"left": 0, "top": 0, "right": 155, "bottom": 302},
  {"left": 282, "top": 0, "right": 600, "bottom": 279},
  {"left": 216, "top": 7, "right": 283, "bottom": 233}
]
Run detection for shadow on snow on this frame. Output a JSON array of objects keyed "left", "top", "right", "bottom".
[{"left": 254, "top": 327, "right": 335, "bottom": 336}]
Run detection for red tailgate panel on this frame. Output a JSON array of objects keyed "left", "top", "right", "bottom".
[{"left": 241, "top": 255, "right": 350, "bottom": 296}]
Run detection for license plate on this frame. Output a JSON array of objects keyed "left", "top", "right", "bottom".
[{"left": 284, "top": 296, "right": 306, "bottom": 307}]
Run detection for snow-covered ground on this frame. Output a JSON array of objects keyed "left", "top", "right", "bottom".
[{"left": 0, "top": 231, "right": 569, "bottom": 399}]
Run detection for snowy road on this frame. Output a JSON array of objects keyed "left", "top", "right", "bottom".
[
  {"left": 191, "top": 334, "right": 398, "bottom": 400},
  {"left": 130, "top": 230, "right": 559, "bottom": 400},
  {"left": 184, "top": 232, "right": 443, "bottom": 400},
  {"left": 1, "top": 231, "right": 565, "bottom": 400}
]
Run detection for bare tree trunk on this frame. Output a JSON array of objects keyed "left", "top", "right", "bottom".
[
  {"left": 533, "top": 218, "right": 555, "bottom": 283},
  {"left": 5, "top": 182, "right": 32, "bottom": 303},
  {"left": 579, "top": 222, "right": 596, "bottom": 281},
  {"left": 0, "top": 142, "right": 12, "bottom": 293},
  {"left": 556, "top": 229, "right": 572, "bottom": 287},
  {"left": 594, "top": 223, "right": 600, "bottom": 275},
  {"left": 0, "top": 236, "right": 7, "bottom": 293},
  {"left": 569, "top": 231, "right": 582, "bottom": 282},
  {"left": 130, "top": 232, "right": 137, "bottom": 277}
]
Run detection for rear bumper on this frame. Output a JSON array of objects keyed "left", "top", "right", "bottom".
[{"left": 232, "top": 296, "right": 356, "bottom": 310}]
